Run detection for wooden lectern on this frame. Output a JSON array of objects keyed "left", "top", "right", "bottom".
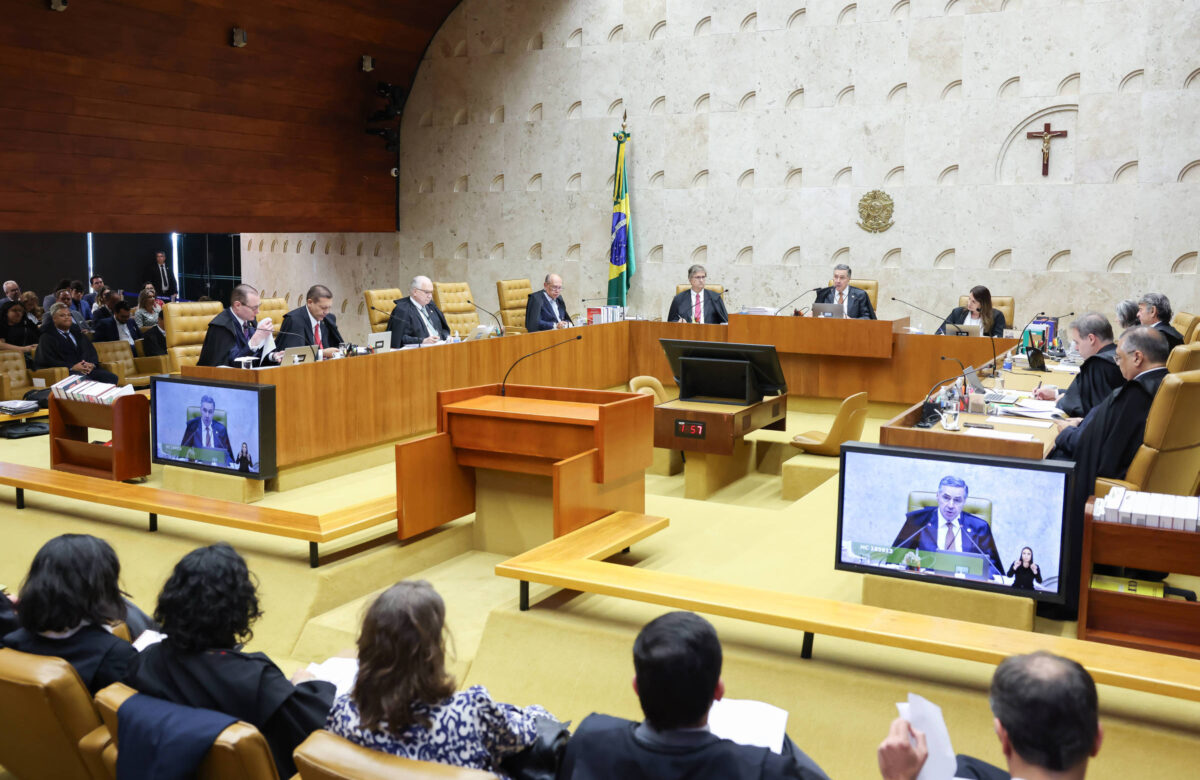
[{"left": 395, "top": 384, "right": 653, "bottom": 545}]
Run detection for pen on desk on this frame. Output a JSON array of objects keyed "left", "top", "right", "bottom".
[{"left": 1034, "top": 380, "right": 1042, "bottom": 392}]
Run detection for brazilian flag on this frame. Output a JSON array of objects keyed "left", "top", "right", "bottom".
[{"left": 606, "top": 129, "right": 635, "bottom": 306}]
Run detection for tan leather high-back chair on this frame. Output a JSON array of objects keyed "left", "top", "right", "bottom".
[
  {"left": 164, "top": 300, "right": 223, "bottom": 373},
  {"left": 0, "top": 351, "right": 66, "bottom": 400},
  {"left": 1097, "top": 370, "right": 1200, "bottom": 497},
  {"left": 365, "top": 288, "right": 405, "bottom": 333},
  {"left": 0, "top": 648, "right": 102, "bottom": 780},
  {"left": 294, "top": 730, "right": 496, "bottom": 779},
  {"left": 1171, "top": 311, "right": 1198, "bottom": 344},
  {"left": 829, "top": 279, "right": 878, "bottom": 310},
  {"left": 790, "top": 391, "right": 868, "bottom": 456},
  {"left": 94, "top": 340, "right": 169, "bottom": 387},
  {"left": 1167, "top": 342, "right": 1200, "bottom": 374},
  {"left": 958, "top": 295, "right": 1015, "bottom": 331},
  {"left": 83, "top": 682, "right": 280, "bottom": 780},
  {"left": 907, "top": 491, "right": 993, "bottom": 525},
  {"left": 629, "top": 375, "right": 668, "bottom": 404},
  {"left": 258, "top": 297, "right": 289, "bottom": 337},
  {"left": 674, "top": 284, "right": 725, "bottom": 296},
  {"left": 432, "top": 281, "right": 480, "bottom": 336},
  {"left": 496, "top": 279, "right": 533, "bottom": 334}
]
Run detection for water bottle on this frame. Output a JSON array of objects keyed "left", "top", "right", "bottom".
[{"left": 450, "top": 330, "right": 461, "bottom": 343}]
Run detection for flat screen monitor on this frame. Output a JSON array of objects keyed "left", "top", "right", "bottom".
[
  {"left": 659, "top": 339, "right": 787, "bottom": 396},
  {"left": 151, "top": 376, "right": 277, "bottom": 480},
  {"left": 835, "top": 443, "right": 1075, "bottom": 605}
]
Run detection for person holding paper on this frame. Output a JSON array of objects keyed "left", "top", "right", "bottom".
[
  {"left": 559, "top": 611, "right": 831, "bottom": 779},
  {"left": 197, "top": 284, "right": 278, "bottom": 367},
  {"left": 1031, "top": 313, "right": 1123, "bottom": 418},
  {"left": 877, "top": 651, "right": 1102, "bottom": 780},
  {"left": 278, "top": 284, "right": 344, "bottom": 358},
  {"left": 890, "top": 476, "right": 1004, "bottom": 578}
]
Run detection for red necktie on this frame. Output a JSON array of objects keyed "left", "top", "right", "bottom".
[
  {"left": 944, "top": 522, "right": 957, "bottom": 551},
  {"left": 693, "top": 293, "right": 702, "bottom": 323},
  {"left": 838, "top": 291, "right": 845, "bottom": 305},
  {"left": 314, "top": 322, "right": 322, "bottom": 350}
]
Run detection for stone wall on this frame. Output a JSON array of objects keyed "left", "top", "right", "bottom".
[{"left": 247, "top": 0, "right": 1200, "bottom": 337}]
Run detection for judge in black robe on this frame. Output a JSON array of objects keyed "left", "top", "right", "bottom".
[
  {"left": 197, "top": 306, "right": 275, "bottom": 367},
  {"left": 126, "top": 641, "right": 335, "bottom": 778},
  {"left": 2, "top": 625, "right": 137, "bottom": 695},
  {"left": 1055, "top": 342, "right": 1123, "bottom": 418}
]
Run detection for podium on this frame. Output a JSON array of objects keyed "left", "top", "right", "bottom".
[{"left": 394, "top": 384, "right": 653, "bottom": 551}]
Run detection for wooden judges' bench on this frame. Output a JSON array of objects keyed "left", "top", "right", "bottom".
[{"left": 184, "top": 319, "right": 1019, "bottom": 470}]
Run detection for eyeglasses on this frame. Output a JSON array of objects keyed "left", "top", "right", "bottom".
[
  {"left": 546, "top": 285, "right": 562, "bottom": 291},
  {"left": 415, "top": 288, "right": 434, "bottom": 295}
]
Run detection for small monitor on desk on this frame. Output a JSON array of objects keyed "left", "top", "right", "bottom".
[
  {"left": 659, "top": 339, "right": 787, "bottom": 404},
  {"left": 943, "top": 323, "right": 982, "bottom": 337},
  {"left": 367, "top": 333, "right": 390, "bottom": 353},
  {"left": 151, "top": 376, "right": 277, "bottom": 479},
  {"left": 811, "top": 303, "right": 845, "bottom": 318},
  {"left": 835, "top": 442, "right": 1075, "bottom": 605}
]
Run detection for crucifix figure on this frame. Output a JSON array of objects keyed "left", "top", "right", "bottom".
[{"left": 1026, "top": 122, "right": 1068, "bottom": 176}]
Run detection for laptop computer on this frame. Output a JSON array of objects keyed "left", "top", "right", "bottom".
[
  {"left": 278, "top": 346, "right": 316, "bottom": 365},
  {"left": 811, "top": 303, "right": 846, "bottom": 318},
  {"left": 963, "top": 366, "right": 1020, "bottom": 404},
  {"left": 463, "top": 324, "right": 494, "bottom": 341},
  {"left": 367, "top": 332, "right": 390, "bottom": 353},
  {"left": 943, "top": 323, "right": 982, "bottom": 337}
]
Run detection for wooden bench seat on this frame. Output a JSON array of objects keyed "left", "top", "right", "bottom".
[
  {"left": 495, "top": 513, "right": 1200, "bottom": 703},
  {"left": 0, "top": 462, "right": 394, "bottom": 567}
]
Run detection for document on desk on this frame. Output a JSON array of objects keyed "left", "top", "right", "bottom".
[
  {"left": 1051, "top": 364, "right": 1081, "bottom": 374},
  {"left": 964, "top": 428, "right": 1037, "bottom": 442},
  {"left": 707, "top": 698, "right": 788, "bottom": 754},
  {"left": 985, "top": 416, "right": 1054, "bottom": 429},
  {"left": 896, "top": 694, "right": 963, "bottom": 780}
]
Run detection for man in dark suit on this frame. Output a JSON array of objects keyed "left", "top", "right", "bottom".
[
  {"left": 40, "top": 288, "right": 85, "bottom": 330},
  {"left": 560, "top": 611, "right": 830, "bottom": 780},
  {"left": 145, "top": 250, "right": 178, "bottom": 300},
  {"left": 179, "top": 394, "right": 234, "bottom": 465},
  {"left": 877, "top": 652, "right": 1102, "bottom": 780},
  {"left": 667, "top": 264, "right": 728, "bottom": 324},
  {"left": 1032, "top": 313, "right": 1123, "bottom": 418},
  {"left": 891, "top": 476, "right": 1004, "bottom": 577},
  {"left": 91, "top": 301, "right": 138, "bottom": 347},
  {"left": 277, "top": 284, "right": 344, "bottom": 358},
  {"left": 388, "top": 275, "right": 450, "bottom": 347},
  {"left": 82, "top": 275, "right": 104, "bottom": 312},
  {"left": 813, "top": 264, "right": 875, "bottom": 319},
  {"left": 142, "top": 308, "right": 167, "bottom": 357},
  {"left": 197, "top": 284, "right": 278, "bottom": 367},
  {"left": 1136, "top": 292, "right": 1183, "bottom": 351},
  {"left": 525, "top": 273, "right": 573, "bottom": 332},
  {"left": 35, "top": 303, "right": 118, "bottom": 384}
]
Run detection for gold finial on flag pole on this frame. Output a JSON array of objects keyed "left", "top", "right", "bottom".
[{"left": 622, "top": 110, "right": 627, "bottom": 132}]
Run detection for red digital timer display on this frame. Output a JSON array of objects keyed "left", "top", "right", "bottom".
[{"left": 674, "top": 419, "right": 706, "bottom": 439}]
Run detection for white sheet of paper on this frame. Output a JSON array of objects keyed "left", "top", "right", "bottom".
[
  {"left": 963, "top": 428, "right": 1036, "bottom": 442},
  {"left": 896, "top": 694, "right": 958, "bottom": 780},
  {"left": 305, "top": 657, "right": 359, "bottom": 698},
  {"left": 1015, "top": 398, "right": 1060, "bottom": 411},
  {"left": 985, "top": 416, "right": 1054, "bottom": 429},
  {"left": 1051, "top": 364, "right": 1081, "bottom": 374},
  {"left": 706, "top": 697, "right": 788, "bottom": 754},
  {"left": 32, "top": 378, "right": 46, "bottom": 388},
  {"left": 132, "top": 629, "right": 167, "bottom": 651}
]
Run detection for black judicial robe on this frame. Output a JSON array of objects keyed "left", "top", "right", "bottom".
[
  {"left": 1055, "top": 343, "right": 1123, "bottom": 418},
  {"left": 197, "top": 307, "right": 274, "bottom": 368},
  {"left": 1152, "top": 320, "right": 1184, "bottom": 352},
  {"left": 2, "top": 625, "right": 138, "bottom": 695},
  {"left": 34, "top": 322, "right": 101, "bottom": 370},
  {"left": 141, "top": 326, "right": 168, "bottom": 357},
  {"left": 126, "top": 641, "right": 336, "bottom": 778}
]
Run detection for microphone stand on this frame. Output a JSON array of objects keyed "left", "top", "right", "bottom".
[
  {"left": 500, "top": 335, "right": 583, "bottom": 396},
  {"left": 891, "top": 296, "right": 945, "bottom": 333},
  {"left": 775, "top": 287, "right": 822, "bottom": 316},
  {"left": 917, "top": 374, "right": 962, "bottom": 426},
  {"left": 466, "top": 299, "right": 505, "bottom": 336}
]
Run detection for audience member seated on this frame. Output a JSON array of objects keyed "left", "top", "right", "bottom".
[
  {"left": 18, "top": 291, "right": 43, "bottom": 326},
  {"left": 92, "top": 300, "right": 139, "bottom": 347},
  {"left": 388, "top": 276, "right": 451, "bottom": 346},
  {"left": 91, "top": 287, "right": 114, "bottom": 321},
  {"left": 2, "top": 279, "right": 19, "bottom": 303},
  {"left": 197, "top": 284, "right": 279, "bottom": 367},
  {"left": 559, "top": 611, "right": 830, "bottom": 779},
  {"left": 813, "top": 264, "right": 875, "bottom": 320},
  {"left": 36, "top": 302, "right": 119, "bottom": 384},
  {"left": 69, "top": 280, "right": 88, "bottom": 318},
  {"left": 525, "top": 273, "right": 573, "bottom": 332},
  {"left": 877, "top": 651, "right": 1101, "bottom": 780},
  {"left": 82, "top": 275, "right": 104, "bottom": 311},
  {"left": 326, "top": 580, "right": 554, "bottom": 775},
  {"left": 0, "top": 534, "right": 138, "bottom": 695},
  {"left": 1031, "top": 313, "right": 1123, "bottom": 418},
  {"left": 133, "top": 288, "right": 160, "bottom": 329},
  {"left": 126, "top": 543, "right": 335, "bottom": 778},
  {"left": 937, "top": 285, "right": 1006, "bottom": 337},
  {"left": 41, "top": 278, "right": 71, "bottom": 312},
  {"left": 1137, "top": 292, "right": 1183, "bottom": 351},
  {"left": 40, "top": 288, "right": 85, "bottom": 330},
  {"left": 0, "top": 301, "right": 40, "bottom": 359},
  {"left": 668, "top": 264, "right": 728, "bottom": 324},
  {"left": 141, "top": 308, "right": 168, "bottom": 357}
]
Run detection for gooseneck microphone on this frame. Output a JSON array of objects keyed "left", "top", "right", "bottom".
[
  {"left": 581, "top": 297, "right": 610, "bottom": 304},
  {"left": 500, "top": 335, "right": 583, "bottom": 396},
  {"left": 961, "top": 529, "right": 1003, "bottom": 577},
  {"left": 891, "top": 296, "right": 945, "bottom": 332},
  {"left": 892, "top": 524, "right": 928, "bottom": 551},
  {"left": 1015, "top": 311, "right": 1046, "bottom": 355},
  {"left": 775, "top": 287, "right": 822, "bottom": 316},
  {"left": 466, "top": 299, "right": 505, "bottom": 336},
  {"left": 918, "top": 374, "right": 963, "bottom": 425}
]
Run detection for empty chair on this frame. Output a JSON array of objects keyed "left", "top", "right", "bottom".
[
  {"left": 496, "top": 279, "right": 533, "bottom": 334},
  {"left": 294, "top": 730, "right": 496, "bottom": 779},
  {"left": 790, "top": 392, "right": 868, "bottom": 456},
  {"left": 94, "top": 340, "right": 169, "bottom": 387},
  {"left": 364, "top": 288, "right": 404, "bottom": 333},
  {"left": 629, "top": 375, "right": 669, "bottom": 404},
  {"left": 1170, "top": 311, "right": 1198, "bottom": 344},
  {"left": 432, "top": 281, "right": 480, "bottom": 336},
  {"left": 1167, "top": 342, "right": 1200, "bottom": 374},
  {"left": 0, "top": 350, "right": 65, "bottom": 400}
]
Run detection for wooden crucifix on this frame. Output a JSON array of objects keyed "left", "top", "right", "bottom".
[{"left": 1026, "top": 122, "right": 1068, "bottom": 176}]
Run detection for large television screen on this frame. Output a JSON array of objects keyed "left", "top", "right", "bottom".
[
  {"left": 836, "top": 443, "right": 1075, "bottom": 604},
  {"left": 151, "top": 376, "right": 277, "bottom": 480}
]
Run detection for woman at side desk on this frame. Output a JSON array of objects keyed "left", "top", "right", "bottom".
[{"left": 936, "top": 285, "right": 1006, "bottom": 338}]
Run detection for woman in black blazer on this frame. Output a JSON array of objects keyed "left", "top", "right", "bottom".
[{"left": 938, "top": 285, "right": 1006, "bottom": 337}]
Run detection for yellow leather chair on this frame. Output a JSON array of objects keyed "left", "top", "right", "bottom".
[
  {"left": 0, "top": 648, "right": 102, "bottom": 780},
  {"left": 629, "top": 375, "right": 669, "bottom": 404},
  {"left": 0, "top": 351, "right": 66, "bottom": 400},
  {"left": 1167, "top": 342, "right": 1200, "bottom": 374},
  {"left": 82, "top": 682, "right": 281, "bottom": 780},
  {"left": 958, "top": 295, "right": 1015, "bottom": 331},
  {"left": 164, "top": 300, "right": 223, "bottom": 373},
  {"left": 94, "top": 340, "right": 169, "bottom": 387},
  {"left": 258, "top": 297, "right": 289, "bottom": 337},
  {"left": 828, "top": 279, "right": 878, "bottom": 310},
  {"left": 432, "top": 281, "right": 480, "bottom": 336},
  {"left": 790, "top": 392, "right": 868, "bottom": 456},
  {"left": 674, "top": 283, "right": 725, "bottom": 296},
  {"left": 365, "top": 288, "right": 405, "bottom": 333},
  {"left": 1171, "top": 311, "right": 1197, "bottom": 344},
  {"left": 293, "top": 730, "right": 496, "bottom": 779},
  {"left": 496, "top": 279, "right": 532, "bottom": 334},
  {"left": 907, "top": 491, "right": 993, "bottom": 525},
  {"left": 1096, "top": 370, "right": 1200, "bottom": 497}
]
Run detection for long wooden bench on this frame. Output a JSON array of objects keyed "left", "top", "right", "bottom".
[
  {"left": 0, "top": 462, "right": 395, "bottom": 567},
  {"left": 495, "top": 513, "right": 1200, "bottom": 703}
]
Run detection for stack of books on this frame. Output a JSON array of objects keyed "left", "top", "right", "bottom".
[
  {"left": 586, "top": 306, "right": 624, "bottom": 324},
  {"left": 1092, "top": 486, "right": 1199, "bottom": 532},
  {"left": 51, "top": 375, "right": 134, "bottom": 405}
]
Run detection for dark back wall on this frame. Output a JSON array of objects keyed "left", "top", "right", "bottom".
[{"left": 2, "top": 0, "right": 459, "bottom": 233}]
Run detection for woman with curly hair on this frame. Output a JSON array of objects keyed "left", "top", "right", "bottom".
[
  {"left": 1, "top": 534, "right": 138, "bottom": 694},
  {"left": 326, "top": 580, "right": 555, "bottom": 776},
  {"left": 126, "top": 543, "right": 335, "bottom": 777}
]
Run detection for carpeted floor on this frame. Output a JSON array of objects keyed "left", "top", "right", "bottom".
[{"left": 1, "top": 401, "right": 1198, "bottom": 779}]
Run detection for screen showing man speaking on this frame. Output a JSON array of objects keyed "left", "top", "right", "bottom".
[
  {"left": 151, "top": 376, "right": 276, "bottom": 479},
  {"left": 836, "top": 444, "right": 1072, "bottom": 603}
]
